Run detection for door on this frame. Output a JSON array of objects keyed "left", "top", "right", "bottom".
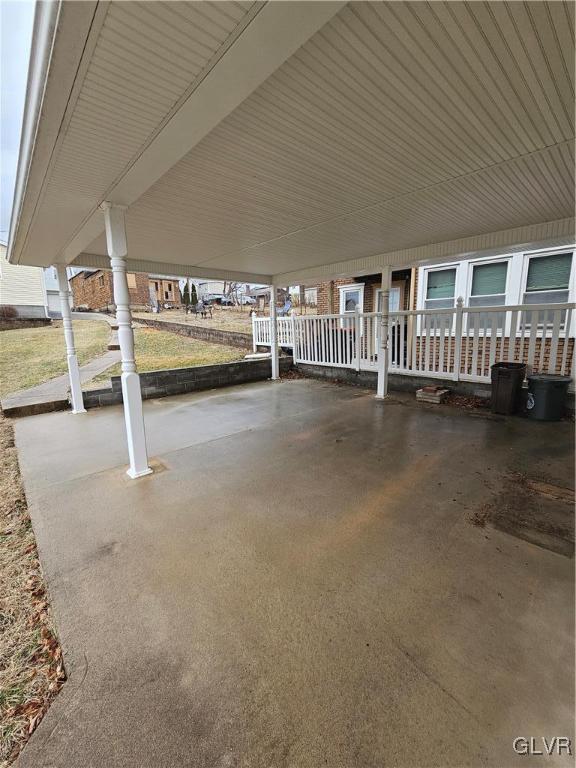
[{"left": 375, "top": 287, "right": 404, "bottom": 366}]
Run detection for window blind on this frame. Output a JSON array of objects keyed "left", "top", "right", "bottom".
[
  {"left": 426, "top": 268, "right": 456, "bottom": 299},
  {"left": 471, "top": 262, "right": 507, "bottom": 296},
  {"left": 526, "top": 253, "right": 572, "bottom": 291}
]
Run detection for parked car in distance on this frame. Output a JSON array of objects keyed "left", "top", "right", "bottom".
[
  {"left": 240, "top": 295, "right": 256, "bottom": 305},
  {"left": 202, "top": 293, "right": 233, "bottom": 305}
]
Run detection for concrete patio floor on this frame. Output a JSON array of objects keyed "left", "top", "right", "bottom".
[{"left": 14, "top": 379, "right": 574, "bottom": 768}]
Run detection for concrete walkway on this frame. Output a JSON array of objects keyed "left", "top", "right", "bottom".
[
  {"left": 13, "top": 380, "right": 574, "bottom": 768},
  {"left": 1, "top": 315, "right": 120, "bottom": 415}
]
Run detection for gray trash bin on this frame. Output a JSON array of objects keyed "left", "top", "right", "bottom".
[{"left": 526, "top": 374, "right": 571, "bottom": 421}]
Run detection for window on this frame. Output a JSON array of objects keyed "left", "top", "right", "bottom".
[
  {"left": 168, "top": 283, "right": 172, "bottom": 292},
  {"left": 164, "top": 291, "right": 169, "bottom": 300},
  {"left": 127, "top": 273, "right": 136, "bottom": 289},
  {"left": 524, "top": 252, "right": 572, "bottom": 305},
  {"left": 468, "top": 261, "right": 508, "bottom": 331},
  {"left": 154, "top": 281, "right": 159, "bottom": 291},
  {"left": 98, "top": 275, "right": 104, "bottom": 287},
  {"left": 425, "top": 268, "right": 456, "bottom": 309},
  {"left": 338, "top": 284, "right": 364, "bottom": 314},
  {"left": 522, "top": 251, "right": 572, "bottom": 328},
  {"left": 470, "top": 261, "right": 507, "bottom": 307}
]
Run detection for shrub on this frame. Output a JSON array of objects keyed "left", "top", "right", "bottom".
[{"left": 0, "top": 305, "right": 18, "bottom": 319}]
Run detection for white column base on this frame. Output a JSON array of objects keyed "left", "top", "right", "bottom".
[
  {"left": 67, "top": 354, "right": 86, "bottom": 413},
  {"left": 121, "top": 371, "right": 152, "bottom": 479},
  {"left": 126, "top": 466, "right": 154, "bottom": 480}
]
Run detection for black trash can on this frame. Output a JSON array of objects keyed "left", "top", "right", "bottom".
[
  {"left": 526, "top": 374, "right": 572, "bottom": 421},
  {"left": 490, "top": 362, "right": 526, "bottom": 415}
]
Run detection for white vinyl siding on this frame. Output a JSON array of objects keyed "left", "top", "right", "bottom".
[{"left": 0, "top": 246, "right": 47, "bottom": 310}]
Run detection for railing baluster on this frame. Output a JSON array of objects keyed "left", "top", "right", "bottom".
[
  {"left": 471, "top": 313, "right": 480, "bottom": 379},
  {"left": 560, "top": 309, "right": 571, "bottom": 375},
  {"left": 412, "top": 314, "right": 418, "bottom": 373},
  {"left": 548, "top": 310, "right": 561, "bottom": 374},
  {"left": 508, "top": 310, "right": 518, "bottom": 362},
  {"left": 400, "top": 316, "right": 406, "bottom": 371},
  {"left": 489, "top": 313, "right": 498, "bottom": 370},
  {"left": 537, "top": 310, "right": 548, "bottom": 372},
  {"left": 438, "top": 314, "right": 446, "bottom": 374},
  {"left": 527, "top": 310, "right": 538, "bottom": 373}
]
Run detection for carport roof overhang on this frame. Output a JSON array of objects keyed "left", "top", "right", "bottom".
[{"left": 8, "top": 1, "right": 575, "bottom": 285}]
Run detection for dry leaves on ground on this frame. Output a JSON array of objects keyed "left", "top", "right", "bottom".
[{"left": 0, "top": 415, "right": 65, "bottom": 766}]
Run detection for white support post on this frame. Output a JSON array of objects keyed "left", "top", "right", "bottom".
[
  {"left": 376, "top": 266, "right": 391, "bottom": 399},
  {"left": 55, "top": 264, "right": 86, "bottom": 414},
  {"left": 453, "top": 297, "right": 464, "bottom": 381},
  {"left": 290, "top": 312, "right": 297, "bottom": 361},
  {"left": 252, "top": 312, "right": 258, "bottom": 353},
  {"left": 102, "top": 203, "right": 152, "bottom": 479},
  {"left": 270, "top": 285, "right": 279, "bottom": 380},
  {"left": 355, "top": 306, "right": 361, "bottom": 372}
]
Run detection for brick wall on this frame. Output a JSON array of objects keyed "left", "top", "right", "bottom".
[
  {"left": 315, "top": 269, "right": 413, "bottom": 315},
  {"left": 70, "top": 270, "right": 150, "bottom": 311}
]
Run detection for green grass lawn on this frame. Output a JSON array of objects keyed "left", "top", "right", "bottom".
[
  {"left": 0, "top": 320, "right": 110, "bottom": 397},
  {"left": 88, "top": 326, "right": 243, "bottom": 387}
]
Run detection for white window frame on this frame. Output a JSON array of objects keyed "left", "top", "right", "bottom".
[
  {"left": 417, "top": 264, "right": 460, "bottom": 336},
  {"left": 467, "top": 256, "right": 510, "bottom": 305},
  {"left": 519, "top": 248, "right": 575, "bottom": 336},
  {"left": 338, "top": 282, "right": 364, "bottom": 313},
  {"left": 338, "top": 283, "right": 364, "bottom": 332},
  {"left": 464, "top": 256, "right": 511, "bottom": 335},
  {"left": 420, "top": 264, "right": 459, "bottom": 310}
]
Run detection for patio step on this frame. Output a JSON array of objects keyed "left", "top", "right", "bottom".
[{"left": 1, "top": 395, "right": 70, "bottom": 418}]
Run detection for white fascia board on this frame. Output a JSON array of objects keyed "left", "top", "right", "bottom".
[
  {"left": 71, "top": 253, "right": 272, "bottom": 284},
  {"left": 8, "top": 1, "right": 101, "bottom": 265},
  {"left": 60, "top": 1, "right": 345, "bottom": 265},
  {"left": 272, "top": 218, "right": 576, "bottom": 285}
]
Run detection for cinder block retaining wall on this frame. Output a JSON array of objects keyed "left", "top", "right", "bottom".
[
  {"left": 296, "top": 363, "right": 493, "bottom": 398},
  {"left": 83, "top": 357, "right": 292, "bottom": 408},
  {"left": 0, "top": 317, "right": 51, "bottom": 331},
  {"left": 135, "top": 316, "right": 253, "bottom": 349}
]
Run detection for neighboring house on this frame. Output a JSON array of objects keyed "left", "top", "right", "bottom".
[
  {"left": 197, "top": 280, "right": 226, "bottom": 298},
  {"left": 70, "top": 269, "right": 150, "bottom": 311},
  {"left": 149, "top": 275, "right": 181, "bottom": 305},
  {"left": 43, "top": 266, "right": 73, "bottom": 317},
  {"left": 0, "top": 242, "right": 48, "bottom": 318},
  {"left": 289, "top": 286, "right": 318, "bottom": 308}
]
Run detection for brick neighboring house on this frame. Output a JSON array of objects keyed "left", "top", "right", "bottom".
[
  {"left": 149, "top": 276, "right": 181, "bottom": 305},
  {"left": 70, "top": 269, "right": 150, "bottom": 311}
]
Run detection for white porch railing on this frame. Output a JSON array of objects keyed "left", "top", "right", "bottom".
[{"left": 252, "top": 302, "right": 575, "bottom": 385}]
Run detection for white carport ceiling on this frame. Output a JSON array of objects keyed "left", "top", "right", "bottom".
[{"left": 9, "top": 1, "right": 575, "bottom": 283}]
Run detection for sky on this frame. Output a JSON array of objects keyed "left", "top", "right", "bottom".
[{"left": 1, "top": 0, "right": 34, "bottom": 243}]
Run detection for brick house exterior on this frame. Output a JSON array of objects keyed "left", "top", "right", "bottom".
[
  {"left": 70, "top": 270, "right": 150, "bottom": 311},
  {"left": 149, "top": 277, "right": 181, "bottom": 305},
  {"left": 315, "top": 269, "right": 415, "bottom": 315}
]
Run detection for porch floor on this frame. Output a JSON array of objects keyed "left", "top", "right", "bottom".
[{"left": 14, "top": 379, "right": 574, "bottom": 767}]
